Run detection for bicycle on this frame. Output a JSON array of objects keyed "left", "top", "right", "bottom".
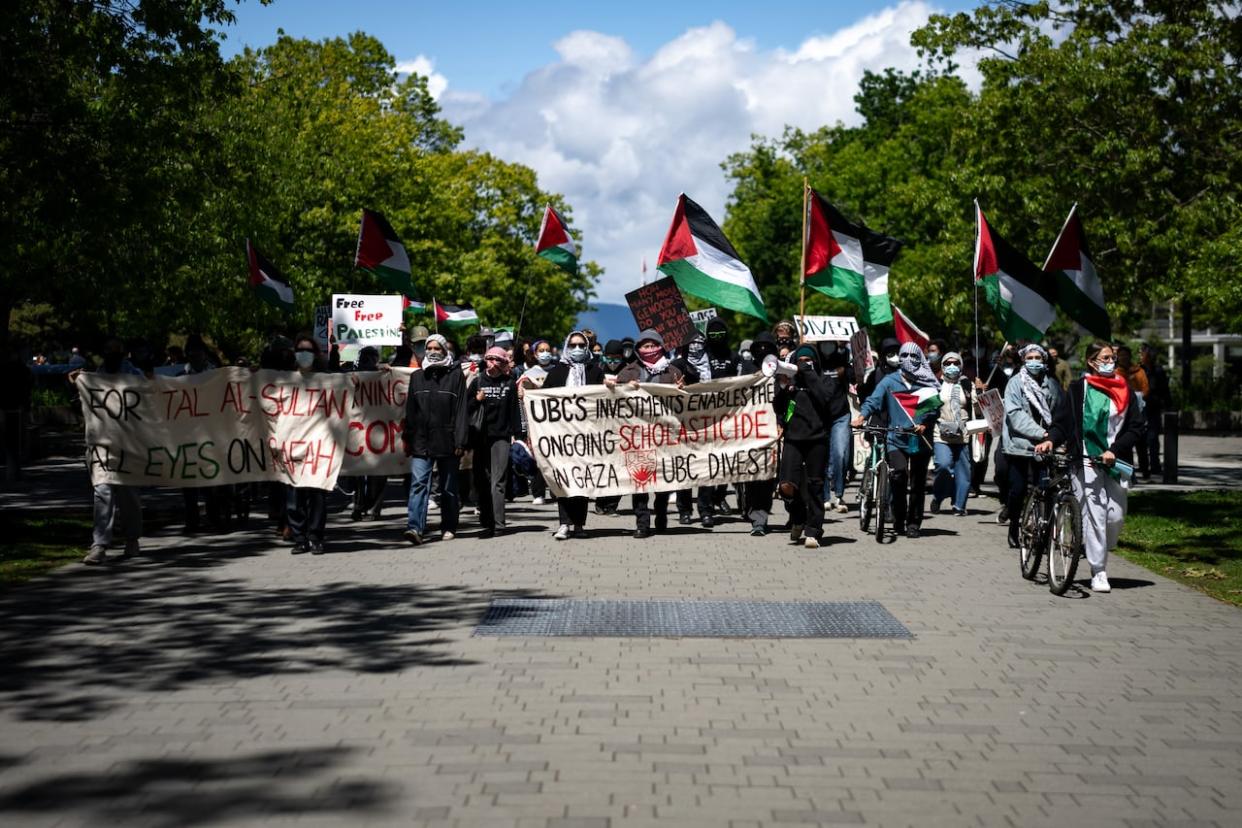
[
  {"left": 854, "top": 424, "right": 921, "bottom": 543},
  {"left": 1017, "top": 452, "right": 1085, "bottom": 595}
]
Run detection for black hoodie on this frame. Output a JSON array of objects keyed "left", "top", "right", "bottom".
[
  {"left": 773, "top": 346, "right": 833, "bottom": 441},
  {"left": 704, "top": 317, "right": 740, "bottom": 377}
]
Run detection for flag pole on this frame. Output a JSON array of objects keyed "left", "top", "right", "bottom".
[
  {"left": 1042, "top": 202, "right": 1078, "bottom": 270},
  {"left": 432, "top": 295, "right": 439, "bottom": 334},
  {"left": 799, "top": 177, "right": 809, "bottom": 344},
  {"left": 972, "top": 199, "right": 981, "bottom": 380}
]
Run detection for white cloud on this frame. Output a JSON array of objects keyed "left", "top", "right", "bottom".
[
  {"left": 436, "top": 1, "right": 975, "bottom": 306},
  {"left": 394, "top": 55, "right": 447, "bottom": 100}
]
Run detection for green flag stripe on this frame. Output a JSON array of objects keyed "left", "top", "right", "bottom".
[
  {"left": 1055, "top": 272, "right": 1111, "bottom": 339},
  {"left": 538, "top": 246, "right": 578, "bottom": 274},
  {"left": 660, "top": 258, "right": 768, "bottom": 322},
  {"left": 805, "top": 266, "right": 893, "bottom": 325},
  {"left": 981, "top": 274, "right": 1045, "bottom": 342}
]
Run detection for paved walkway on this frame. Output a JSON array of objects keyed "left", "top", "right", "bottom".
[{"left": 1, "top": 443, "right": 1241, "bottom": 827}]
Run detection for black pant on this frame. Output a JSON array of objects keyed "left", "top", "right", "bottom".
[
  {"left": 351, "top": 475, "right": 387, "bottom": 517},
  {"left": 558, "top": 496, "right": 589, "bottom": 528},
  {"left": 744, "top": 479, "right": 774, "bottom": 529},
  {"left": 1005, "top": 455, "right": 1048, "bottom": 530},
  {"left": 632, "top": 491, "right": 671, "bottom": 531},
  {"left": 888, "top": 448, "right": 931, "bottom": 530},
  {"left": 471, "top": 436, "right": 510, "bottom": 531},
  {"left": 993, "top": 443, "right": 1010, "bottom": 504},
  {"left": 780, "top": 439, "right": 827, "bottom": 539},
  {"left": 287, "top": 487, "right": 326, "bottom": 544},
  {"left": 674, "top": 488, "right": 712, "bottom": 518},
  {"left": 1140, "top": 415, "right": 1162, "bottom": 475}
]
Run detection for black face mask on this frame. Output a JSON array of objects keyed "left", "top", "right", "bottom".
[
  {"left": 778, "top": 337, "right": 797, "bottom": 351},
  {"left": 103, "top": 353, "right": 123, "bottom": 372}
]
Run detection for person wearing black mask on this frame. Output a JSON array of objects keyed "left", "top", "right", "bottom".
[
  {"left": 819, "top": 343, "right": 852, "bottom": 515},
  {"left": 620, "top": 337, "right": 637, "bottom": 366},
  {"left": 743, "top": 332, "right": 779, "bottom": 535},
  {"left": 773, "top": 320, "right": 799, "bottom": 361},
  {"left": 774, "top": 344, "right": 833, "bottom": 548}
]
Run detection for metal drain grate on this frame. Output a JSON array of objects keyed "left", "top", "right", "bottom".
[{"left": 474, "top": 599, "right": 911, "bottom": 639}]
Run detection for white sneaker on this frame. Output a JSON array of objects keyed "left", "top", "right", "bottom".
[
  {"left": 531, "top": 497, "right": 546, "bottom": 506},
  {"left": 441, "top": 531, "right": 455, "bottom": 541},
  {"left": 428, "top": 500, "right": 439, "bottom": 511},
  {"left": 804, "top": 536, "right": 820, "bottom": 549},
  {"left": 835, "top": 501, "right": 848, "bottom": 514},
  {"left": 553, "top": 524, "right": 570, "bottom": 541},
  {"left": 83, "top": 545, "right": 107, "bottom": 565},
  {"left": 824, "top": 499, "right": 835, "bottom": 511},
  {"left": 1091, "top": 572, "right": 1111, "bottom": 593}
]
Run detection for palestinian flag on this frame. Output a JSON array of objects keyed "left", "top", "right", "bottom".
[
  {"left": 402, "top": 295, "right": 427, "bottom": 314},
  {"left": 1045, "top": 204, "right": 1110, "bottom": 339},
  {"left": 536, "top": 204, "right": 578, "bottom": 275},
  {"left": 1082, "top": 374, "right": 1130, "bottom": 457},
  {"left": 803, "top": 189, "right": 900, "bottom": 325},
  {"left": 356, "top": 209, "right": 416, "bottom": 297},
  {"left": 435, "top": 301, "right": 479, "bottom": 328},
  {"left": 891, "top": 304, "right": 929, "bottom": 350},
  {"left": 657, "top": 193, "right": 767, "bottom": 321},
  {"left": 974, "top": 203, "right": 1058, "bottom": 341},
  {"left": 893, "top": 387, "right": 942, "bottom": 424},
  {"left": 246, "top": 239, "right": 293, "bottom": 312}
]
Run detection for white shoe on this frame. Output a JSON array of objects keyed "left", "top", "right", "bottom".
[
  {"left": 1091, "top": 572, "right": 1111, "bottom": 593},
  {"left": 553, "top": 524, "right": 570, "bottom": 541},
  {"left": 83, "top": 545, "right": 107, "bottom": 565},
  {"left": 531, "top": 497, "right": 546, "bottom": 506},
  {"left": 835, "top": 501, "right": 848, "bottom": 514},
  {"left": 441, "top": 531, "right": 455, "bottom": 541},
  {"left": 804, "top": 536, "right": 820, "bottom": 549},
  {"left": 824, "top": 499, "right": 835, "bottom": 511},
  {"left": 428, "top": 500, "right": 439, "bottom": 511}
]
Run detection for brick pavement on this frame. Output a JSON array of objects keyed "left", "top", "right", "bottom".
[{"left": 1, "top": 472, "right": 1241, "bottom": 827}]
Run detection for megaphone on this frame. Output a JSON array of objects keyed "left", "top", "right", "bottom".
[{"left": 761, "top": 354, "right": 798, "bottom": 378}]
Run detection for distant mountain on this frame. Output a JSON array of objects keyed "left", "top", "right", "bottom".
[{"left": 574, "top": 303, "right": 637, "bottom": 341}]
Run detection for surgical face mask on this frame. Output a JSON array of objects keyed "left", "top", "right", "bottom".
[
  {"left": 943, "top": 364, "right": 962, "bottom": 379},
  {"left": 927, "top": 351, "right": 941, "bottom": 364},
  {"left": 885, "top": 354, "right": 900, "bottom": 368},
  {"left": 1002, "top": 366, "right": 1015, "bottom": 377},
  {"left": 1095, "top": 359, "right": 1116, "bottom": 376},
  {"left": 294, "top": 350, "right": 315, "bottom": 370},
  {"left": 1024, "top": 360, "right": 1045, "bottom": 377},
  {"left": 567, "top": 346, "right": 589, "bottom": 363},
  {"left": 536, "top": 351, "right": 554, "bottom": 365}
]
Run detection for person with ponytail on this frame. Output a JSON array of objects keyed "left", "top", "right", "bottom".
[{"left": 1041, "top": 342, "right": 1145, "bottom": 593}]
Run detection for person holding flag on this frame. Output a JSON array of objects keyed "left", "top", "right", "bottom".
[
  {"left": 852, "top": 342, "right": 940, "bottom": 539},
  {"left": 1040, "top": 342, "right": 1145, "bottom": 593}
]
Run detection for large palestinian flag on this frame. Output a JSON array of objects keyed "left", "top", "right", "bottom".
[
  {"left": 803, "top": 189, "right": 900, "bottom": 325},
  {"left": 891, "top": 305, "right": 929, "bottom": 350},
  {"left": 893, "top": 387, "right": 942, "bottom": 424},
  {"left": 974, "top": 203, "right": 1058, "bottom": 341},
  {"left": 536, "top": 204, "right": 578, "bottom": 275},
  {"left": 1044, "top": 204, "right": 1110, "bottom": 340},
  {"left": 657, "top": 194, "right": 767, "bottom": 321},
  {"left": 434, "top": 301, "right": 479, "bottom": 328},
  {"left": 355, "top": 209, "right": 417, "bottom": 298},
  {"left": 246, "top": 239, "right": 293, "bottom": 312}
]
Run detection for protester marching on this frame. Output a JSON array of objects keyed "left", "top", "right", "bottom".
[{"left": 43, "top": 187, "right": 1172, "bottom": 600}]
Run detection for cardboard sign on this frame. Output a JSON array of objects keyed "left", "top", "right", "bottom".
[
  {"left": 524, "top": 375, "right": 779, "bottom": 497},
  {"left": 313, "top": 305, "right": 331, "bottom": 350},
  {"left": 977, "top": 387, "right": 1005, "bottom": 437},
  {"left": 625, "top": 277, "right": 697, "bottom": 350},
  {"left": 794, "top": 315, "right": 859, "bottom": 342},
  {"left": 331, "top": 294, "right": 402, "bottom": 346},
  {"left": 849, "top": 328, "right": 873, "bottom": 387}
]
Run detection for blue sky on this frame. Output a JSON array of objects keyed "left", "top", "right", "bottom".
[{"left": 220, "top": 1, "right": 979, "bottom": 304}]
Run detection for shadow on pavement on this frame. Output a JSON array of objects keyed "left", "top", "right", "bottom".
[
  {"left": 0, "top": 746, "right": 398, "bottom": 828},
  {"left": 0, "top": 528, "right": 560, "bottom": 722}
]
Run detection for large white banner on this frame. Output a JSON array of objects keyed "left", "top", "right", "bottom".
[
  {"left": 523, "top": 375, "right": 780, "bottom": 498},
  {"left": 77, "top": 368, "right": 412, "bottom": 490}
]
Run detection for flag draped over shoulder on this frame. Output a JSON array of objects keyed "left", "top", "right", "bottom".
[
  {"left": 803, "top": 189, "right": 900, "bottom": 325},
  {"left": 974, "top": 203, "right": 1058, "bottom": 342},
  {"left": 355, "top": 209, "right": 418, "bottom": 298},
  {"left": 435, "top": 301, "right": 479, "bottom": 328},
  {"left": 893, "top": 387, "right": 942, "bottom": 423},
  {"left": 657, "top": 193, "right": 767, "bottom": 321},
  {"left": 890, "top": 305, "right": 929, "bottom": 350},
  {"left": 535, "top": 204, "right": 578, "bottom": 275},
  {"left": 246, "top": 239, "right": 293, "bottom": 312},
  {"left": 1044, "top": 205, "right": 1110, "bottom": 340}
]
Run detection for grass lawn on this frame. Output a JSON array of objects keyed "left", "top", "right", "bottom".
[
  {"left": 0, "top": 511, "right": 92, "bottom": 587},
  {"left": 1118, "top": 489, "right": 1242, "bottom": 606}
]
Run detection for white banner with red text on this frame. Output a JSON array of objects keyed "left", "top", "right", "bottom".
[
  {"left": 523, "top": 374, "right": 780, "bottom": 498},
  {"left": 76, "top": 367, "right": 412, "bottom": 490}
]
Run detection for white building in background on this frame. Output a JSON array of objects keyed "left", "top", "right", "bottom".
[{"left": 1141, "top": 302, "right": 1242, "bottom": 380}]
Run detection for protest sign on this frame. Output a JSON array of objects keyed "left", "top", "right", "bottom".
[
  {"left": 313, "top": 304, "right": 331, "bottom": 350},
  {"left": 689, "top": 307, "right": 718, "bottom": 331},
  {"left": 331, "top": 294, "right": 402, "bottom": 346},
  {"left": 625, "top": 277, "right": 696, "bottom": 348},
  {"left": 849, "top": 327, "right": 873, "bottom": 387},
  {"left": 523, "top": 374, "right": 779, "bottom": 498},
  {"left": 793, "top": 315, "right": 859, "bottom": 342},
  {"left": 977, "top": 387, "right": 1004, "bottom": 437},
  {"left": 76, "top": 367, "right": 413, "bottom": 490}
]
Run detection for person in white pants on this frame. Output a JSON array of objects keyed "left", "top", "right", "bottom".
[{"left": 1039, "top": 342, "right": 1145, "bottom": 593}]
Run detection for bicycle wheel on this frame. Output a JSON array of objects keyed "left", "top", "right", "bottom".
[
  {"left": 874, "top": 462, "right": 888, "bottom": 543},
  {"left": 1018, "top": 494, "right": 1045, "bottom": 580},
  {"left": 858, "top": 466, "right": 875, "bottom": 532},
  {"left": 1047, "top": 495, "right": 1083, "bottom": 596}
]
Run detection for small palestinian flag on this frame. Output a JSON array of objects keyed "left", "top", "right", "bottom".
[
  {"left": 803, "top": 189, "right": 900, "bottom": 325},
  {"left": 893, "top": 387, "right": 942, "bottom": 424},
  {"left": 1045, "top": 204, "right": 1110, "bottom": 340},
  {"left": 657, "top": 193, "right": 767, "bottom": 321},
  {"left": 435, "top": 300, "right": 479, "bottom": 328},
  {"left": 974, "top": 202, "right": 1058, "bottom": 341},
  {"left": 402, "top": 295, "right": 427, "bottom": 314},
  {"left": 246, "top": 239, "right": 293, "bottom": 312},
  {"left": 536, "top": 204, "right": 578, "bottom": 275},
  {"left": 891, "top": 304, "right": 929, "bottom": 351},
  {"left": 355, "top": 209, "right": 416, "bottom": 297}
]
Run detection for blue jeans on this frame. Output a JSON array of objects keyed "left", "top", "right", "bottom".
[
  {"left": 822, "top": 413, "right": 852, "bottom": 502},
  {"left": 407, "top": 455, "right": 460, "bottom": 534},
  {"left": 932, "top": 441, "right": 972, "bottom": 512}
]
